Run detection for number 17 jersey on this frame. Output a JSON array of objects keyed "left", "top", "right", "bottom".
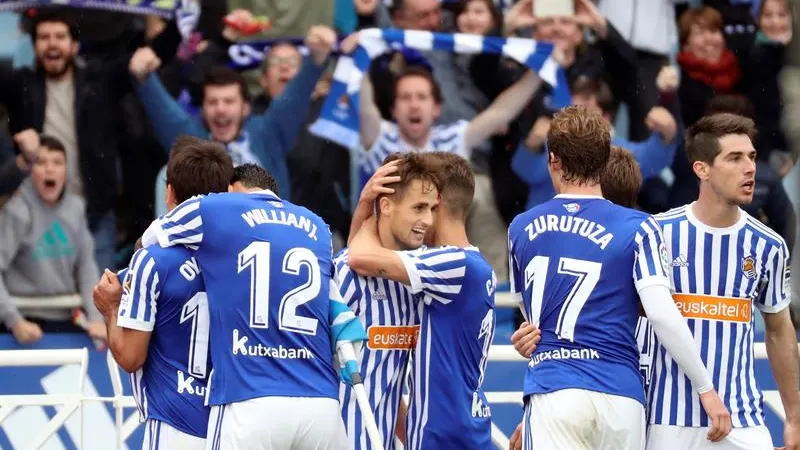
[{"left": 508, "top": 194, "right": 671, "bottom": 405}]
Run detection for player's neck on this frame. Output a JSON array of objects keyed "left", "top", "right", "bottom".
[
  {"left": 432, "top": 220, "right": 471, "bottom": 248},
  {"left": 556, "top": 181, "right": 603, "bottom": 197},
  {"left": 693, "top": 188, "right": 741, "bottom": 228}
]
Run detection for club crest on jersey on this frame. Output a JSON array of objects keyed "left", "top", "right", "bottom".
[
  {"left": 563, "top": 202, "right": 581, "bottom": 213},
  {"left": 742, "top": 255, "right": 757, "bottom": 279}
]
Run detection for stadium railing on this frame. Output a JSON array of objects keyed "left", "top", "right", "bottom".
[
  {"left": 3, "top": 294, "right": 794, "bottom": 450},
  {"left": 2, "top": 295, "right": 139, "bottom": 450}
]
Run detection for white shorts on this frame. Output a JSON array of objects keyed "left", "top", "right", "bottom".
[
  {"left": 205, "top": 396, "right": 348, "bottom": 450},
  {"left": 523, "top": 389, "right": 646, "bottom": 450},
  {"left": 646, "top": 424, "right": 773, "bottom": 450},
  {"left": 142, "top": 419, "right": 206, "bottom": 450}
]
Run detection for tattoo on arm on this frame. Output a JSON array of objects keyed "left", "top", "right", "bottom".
[{"left": 376, "top": 267, "right": 387, "bottom": 277}]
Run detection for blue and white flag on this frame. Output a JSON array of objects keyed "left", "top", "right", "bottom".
[{"left": 309, "top": 28, "right": 571, "bottom": 149}]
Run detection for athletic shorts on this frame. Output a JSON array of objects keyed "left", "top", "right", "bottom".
[
  {"left": 646, "top": 424, "right": 772, "bottom": 450},
  {"left": 523, "top": 388, "right": 646, "bottom": 450},
  {"left": 142, "top": 419, "right": 205, "bottom": 450},
  {"left": 205, "top": 396, "right": 348, "bottom": 450}
]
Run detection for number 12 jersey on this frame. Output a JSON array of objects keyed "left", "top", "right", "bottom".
[
  {"left": 143, "top": 190, "right": 353, "bottom": 406},
  {"left": 508, "top": 194, "right": 671, "bottom": 405}
]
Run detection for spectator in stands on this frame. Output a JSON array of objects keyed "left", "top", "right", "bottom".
[
  {"left": 252, "top": 42, "right": 304, "bottom": 114},
  {"left": 0, "top": 10, "right": 179, "bottom": 273},
  {"left": 676, "top": 6, "right": 743, "bottom": 127},
  {"left": 0, "top": 129, "right": 40, "bottom": 198},
  {"left": 511, "top": 77, "right": 679, "bottom": 210},
  {"left": 745, "top": 0, "right": 792, "bottom": 169},
  {"left": 128, "top": 25, "right": 338, "bottom": 198},
  {"left": 0, "top": 135, "right": 105, "bottom": 345}
]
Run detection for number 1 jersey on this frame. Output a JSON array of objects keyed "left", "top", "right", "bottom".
[
  {"left": 143, "top": 190, "right": 342, "bottom": 406},
  {"left": 508, "top": 194, "right": 671, "bottom": 405}
]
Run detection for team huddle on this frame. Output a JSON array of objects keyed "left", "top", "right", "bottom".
[{"left": 92, "top": 105, "right": 797, "bottom": 450}]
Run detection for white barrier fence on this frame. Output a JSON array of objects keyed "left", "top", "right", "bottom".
[{"left": 0, "top": 293, "right": 794, "bottom": 449}]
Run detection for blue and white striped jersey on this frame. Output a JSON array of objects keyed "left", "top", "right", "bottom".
[
  {"left": 397, "top": 246, "right": 496, "bottom": 450},
  {"left": 117, "top": 246, "right": 209, "bottom": 438},
  {"left": 508, "top": 194, "right": 671, "bottom": 406},
  {"left": 649, "top": 204, "right": 791, "bottom": 428},
  {"left": 335, "top": 249, "right": 420, "bottom": 450},
  {"left": 141, "top": 190, "right": 364, "bottom": 406},
  {"left": 359, "top": 120, "right": 469, "bottom": 189}
]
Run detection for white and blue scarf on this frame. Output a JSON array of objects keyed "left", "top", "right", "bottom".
[{"left": 309, "top": 28, "right": 570, "bottom": 149}]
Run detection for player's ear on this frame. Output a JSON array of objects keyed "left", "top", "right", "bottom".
[
  {"left": 165, "top": 184, "right": 177, "bottom": 211},
  {"left": 692, "top": 160, "right": 710, "bottom": 181},
  {"left": 379, "top": 195, "right": 392, "bottom": 217},
  {"left": 242, "top": 101, "right": 251, "bottom": 118}
]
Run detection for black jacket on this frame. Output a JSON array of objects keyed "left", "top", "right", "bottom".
[{"left": 0, "top": 25, "right": 179, "bottom": 224}]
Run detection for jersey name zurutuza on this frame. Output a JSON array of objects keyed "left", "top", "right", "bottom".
[
  {"left": 335, "top": 249, "right": 420, "bottom": 450},
  {"left": 649, "top": 205, "right": 791, "bottom": 428},
  {"left": 396, "top": 246, "right": 496, "bottom": 450},
  {"left": 117, "top": 246, "right": 210, "bottom": 438},
  {"left": 143, "top": 190, "right": 346, "bottom": 406},
  {"left": 508, "top": 194, "right": 671, "bottom": 406}
]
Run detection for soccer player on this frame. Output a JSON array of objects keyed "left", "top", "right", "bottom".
[
  {"left": 229, "top": 163, "right": 279, "bottom": 194},
  {"left": 601, "top": 146, "right": 658, "bottom": 398},
  {"left": 92, "top": 136, "right": 234, "bottom": 449},
  {"left": 335, "top": 154, "right": 441, "bottom": 450},
  {"left": 647, "top": 113, "right": 799, "bottom": 450},
  {"left": 507, "top": 106, "right": 729, "bottom": 450},
  {"left": 138, "top": 157, "right": 365, "bottom": 449},
  {"left": 348, "top": 152, "right": 496, "bottom": 449}
]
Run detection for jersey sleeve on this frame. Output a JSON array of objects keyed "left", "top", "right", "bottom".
[
  {"left": 508, "top": 231, "right": 524, "bottom": 306},
  {"left": 755, "top": 239, "right": 792, "bottom": 313},
  {"left": 117, "top": 248, "right": 163, "bottom": 332},
  {"left": 328, "top": 274, "right": 367, "bottom": 347},
  {"left": 142, "top": 196, "right": 205, "bottom": 249},
  {"left": 632, "top": 216, "right": 672, "bottom": 292},
  {"left": 396, "top": 247, "right": 467, "bottom": 305},
  {"left": 333, "top": 252, "right": 363, "bottom": 309}
]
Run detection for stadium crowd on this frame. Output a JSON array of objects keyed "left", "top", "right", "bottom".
[{"left": 0, "top": 0, "right": 797, "bottom": 344}]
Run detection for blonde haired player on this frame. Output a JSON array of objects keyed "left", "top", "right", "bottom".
[{"left": 646, "top": 113, "right": 799, "bottom": 450}]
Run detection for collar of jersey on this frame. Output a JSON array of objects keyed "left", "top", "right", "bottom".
[
  {"left": 248, "top": 189, "right": 281, "bottom": 202},
  {"left": 554, "top": 194, "right": 605, "bottom": 200},
  {"left": 685, "top": 201, "right": 747, "bottom": 234}
]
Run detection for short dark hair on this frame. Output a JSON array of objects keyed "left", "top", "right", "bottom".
[
  {"left": 547, "top": 105, "right": 611, "bottom": 185},
  {"left": 31, "top": 10, "right": 78, "bottom": 40},
  {"left": 231, "top": 163, "right": 279, "bottom": 194},
  {"left": 382, "top": 153, "right": 441, "bottom": 202},
  {"left": 394, "top": 67, "right": 443, "bottom": 106},
  {"left": 685, "top": 113, "right": 757, "bottom": 165},
  {"left": 166, "top": 136, "right": 234, "bottom": 203},
  {"left": 424, "top": 152, "right": 475, "bottom": 220},
  {"left": 706, "top": 95, "right": 755, "bottom": 119},
  {"left": 203, "top": 66, "right": 250, "bottom": 103},
  {"left": 602, "top": 146, "right": 642, "bottom": 208},
  {"left": 38, "top": 134, "right": 66, "bottom": 155}
]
